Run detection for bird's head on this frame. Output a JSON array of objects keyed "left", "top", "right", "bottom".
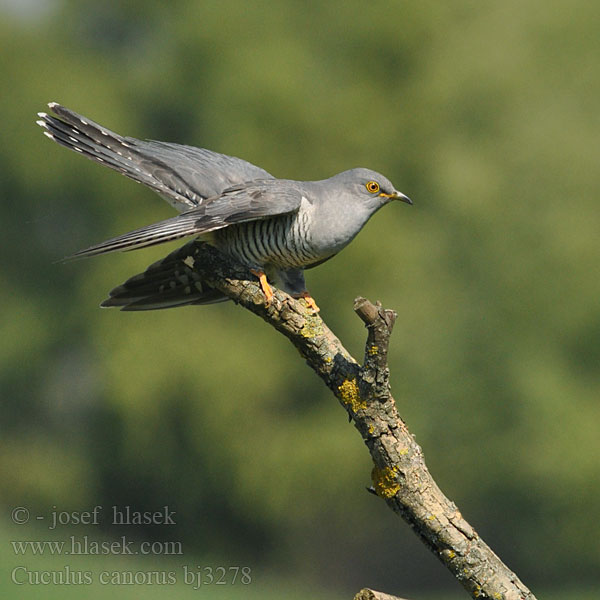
[{"left": 333, "top": 168, "right": 412, "bottom": 210}]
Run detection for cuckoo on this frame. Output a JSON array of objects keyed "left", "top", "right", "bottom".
[{"left": 37, "top": 103, "right": 411, "bottom": 312}]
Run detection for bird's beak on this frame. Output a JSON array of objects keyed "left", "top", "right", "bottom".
[{"left": 380, "top": 191, "right": 413, "bottom": 205}]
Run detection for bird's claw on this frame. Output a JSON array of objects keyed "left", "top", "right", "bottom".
[{"left": 294, "top": 292, "right": 320, "bottom": 313}]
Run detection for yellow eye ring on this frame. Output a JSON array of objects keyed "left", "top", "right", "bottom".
[{"left": 366, "top": 181, "right": 380, "bottom": 194}]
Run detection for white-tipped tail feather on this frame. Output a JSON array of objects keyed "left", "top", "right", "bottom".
[{"left": 36, "top": 103, "right": 204, "bottom": 210}]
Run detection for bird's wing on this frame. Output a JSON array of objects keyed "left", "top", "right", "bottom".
[
  {"left": 101, "top": 241, "right": 228, "bottom": 311},
  {"left": 67, "top": 180, "right": 304, "bottom": 259},
  {"left": 37, "top": 103, "right": 274, "bottom": 211}
]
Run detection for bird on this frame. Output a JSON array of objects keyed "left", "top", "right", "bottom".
[{"left": 37, "top": 102, "right": 411, "bottom": 312}]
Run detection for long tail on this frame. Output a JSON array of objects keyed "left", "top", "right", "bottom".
[
  {"left": 101, "top": 241, "right": 228, "bottom": 310},
  {"left": 36, "top": 103, "right": 201, "bottom": 210}
]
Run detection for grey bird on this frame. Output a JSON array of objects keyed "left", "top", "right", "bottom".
[{"left": 37, "top": 102, "right": 411, "bottom": 311}]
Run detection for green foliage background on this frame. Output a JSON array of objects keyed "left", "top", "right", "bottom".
[{"left": 1, "top": 1, "right": 598, "bottom": 598}]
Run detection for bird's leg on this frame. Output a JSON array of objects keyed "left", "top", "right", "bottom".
[
  {"left": 275, "top": 269, "right": 319, "bottom": 313},
  {"left": 294, "top": 291, "right": 320, "bottom": 313},
  {"left": 250, "top": 268, "right": 274, "bottom": 304}
]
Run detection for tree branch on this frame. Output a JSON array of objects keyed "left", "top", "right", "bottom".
[
  {"left": 354, "top": 588, "right": 411, "bottom": 600},
  {"left": 179, "top": 241, "right": 537, "bottom": 600}
]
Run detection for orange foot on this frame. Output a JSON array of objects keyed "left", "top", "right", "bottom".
[
  {"left": 294, "top": 291, "right": 320, "bottom": 313},
  {"left": 250, "top": 269, "right": 274, "bottom": 304}
]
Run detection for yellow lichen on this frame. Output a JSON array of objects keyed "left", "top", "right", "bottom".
[
  {"left": 399, "top": 447, "right": 409, "bottom": 456},
  {"left": 299, "top": 316, "right": 324, "bottom": 339},
  {"left": 368, "top": 345, "right": 379, "bottom": 355},
  {"left": 337, "top": 378, "right": 366, "bottom": 412},
  {"left": 371, "top": 466, "right": 400, "bottom": 498},
  {"left": 368, "top": 425, "right": 375, "bottom": 434}
]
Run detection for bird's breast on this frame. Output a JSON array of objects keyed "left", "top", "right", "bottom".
[{"left": 213, "top": 210, "right": 324, "bottom": 270}]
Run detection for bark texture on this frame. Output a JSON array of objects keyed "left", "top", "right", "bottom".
[{"left": 178, "top": 241, "right": 537, "bottom": 600}]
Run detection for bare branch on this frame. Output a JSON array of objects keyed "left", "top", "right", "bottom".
[
  {"left": 354, "top": 588, "right": 411, "bottom": 600},
  {"left": 180, "top": 241, "right": 537, "bottom": 600}
]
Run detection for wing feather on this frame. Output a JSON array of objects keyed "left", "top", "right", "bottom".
[{"left": 67, "top": 180, "right": 303, "bottom": 259}]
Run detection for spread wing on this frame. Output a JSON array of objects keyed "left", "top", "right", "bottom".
[
  {"left": 37, "top": 102, "right": 274, "bottom": 211},
  {"left": 67, "top": 180, "right": 304, "bottom": 259}
]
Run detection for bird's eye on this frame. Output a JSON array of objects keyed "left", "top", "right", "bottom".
[{"left": 365, "top": 181, "right": 380, "bottom": 193}]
